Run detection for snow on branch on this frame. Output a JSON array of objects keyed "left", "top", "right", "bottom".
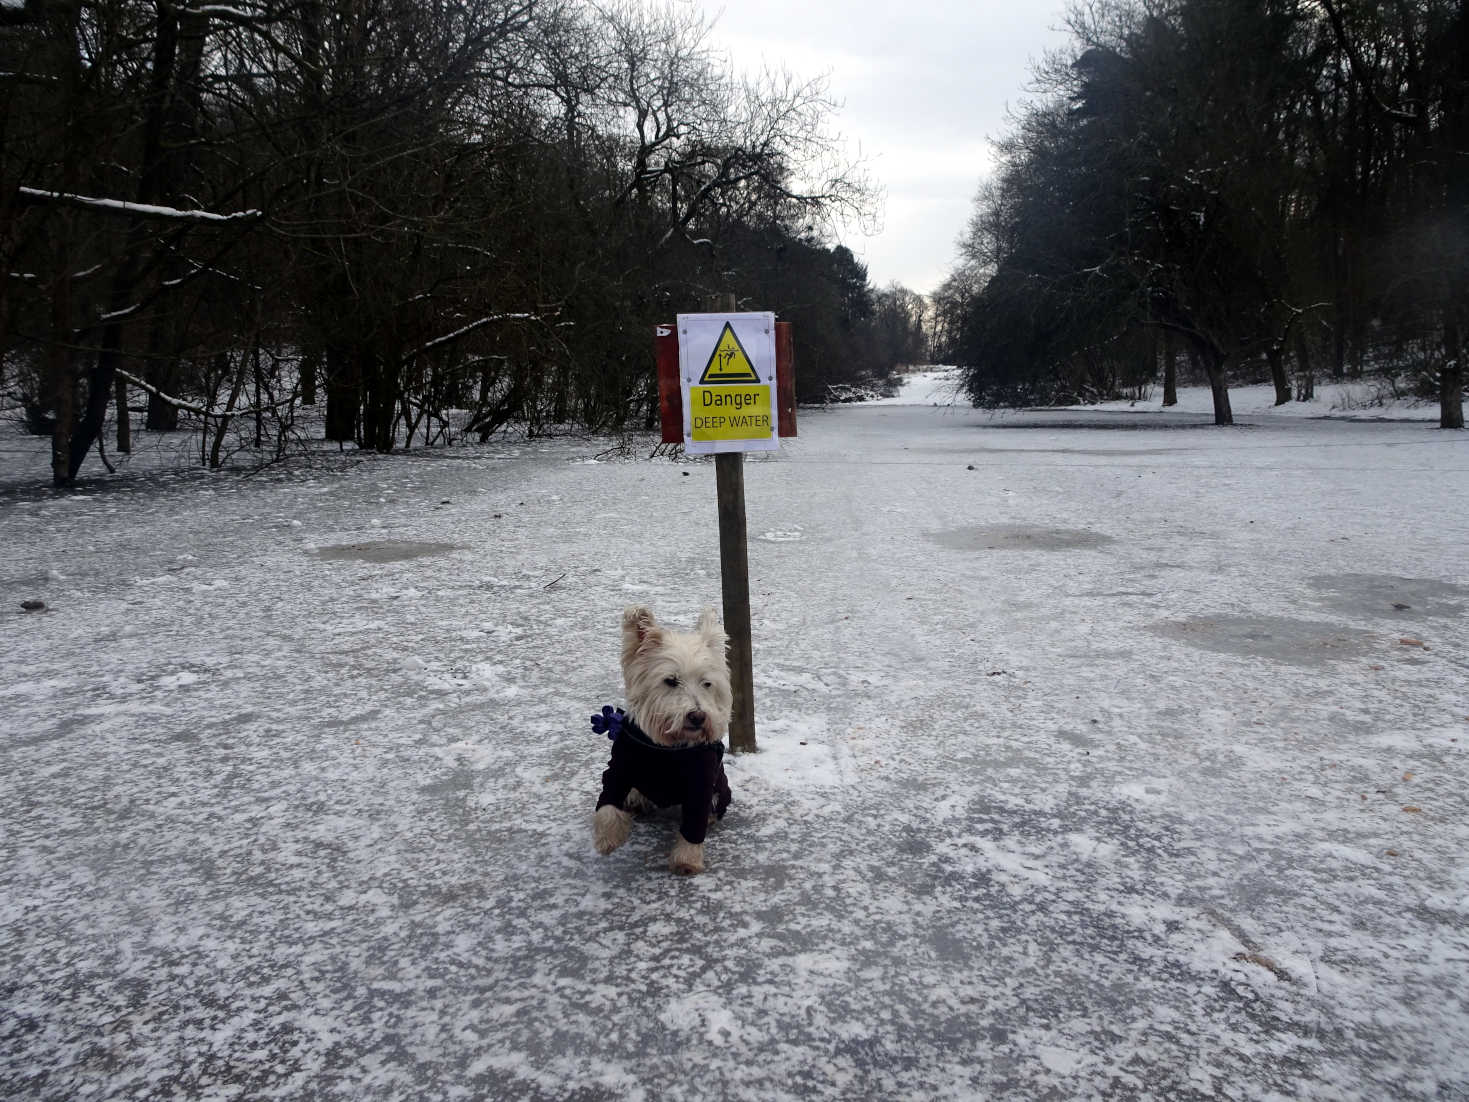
[
  {"left": 114, "top": 368, "right": 300, "bottom": 420},
  {"left": 409, "top": 313, "right": 537, "bottom": 360},
  {"left": 114, "top": 369, "right": 208, "bottom": 416},
  {"left": 162, "top": 258, "right": 261, "bottom": 291},
  {"left": 98, "top": 302, "right": 142, "bottom": 323},
  {"left": 191, "top": 4, "right": 266, "bottom": 18},
  {"left": 17, "top": 187, "right": 262, "bottom": 224}
]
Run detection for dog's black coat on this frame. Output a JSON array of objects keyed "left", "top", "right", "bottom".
[{"left": 596, "top": 721, "right": 732, "bottom": 845}]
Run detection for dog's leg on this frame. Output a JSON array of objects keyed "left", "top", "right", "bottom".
[
  {"left": 624, "top": 788, "right": 657, "bottom": 815},
  {"left": 594, "top": 805, "right": 633, "bottom": 855},
  {"left": 669, "top": 832, "right": 705, "bottom": 876}
]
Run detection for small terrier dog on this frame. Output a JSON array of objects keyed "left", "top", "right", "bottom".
[{"left": 593, "top": 605, "right": 733, "bottom": 875}]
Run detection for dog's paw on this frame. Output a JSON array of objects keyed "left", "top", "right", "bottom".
[
  {"left": 594, "top": 805, "right": 633, "bottom": 855},
  {"left": 669, "top": 834, "right": 705, "bottom": 876}
]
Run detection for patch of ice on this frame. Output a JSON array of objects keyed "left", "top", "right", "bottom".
[
  {"left": 437, "top": 741, "right": 495, "bottom": 770},
  {"left": 469, "top": 662, "right": 521, "bottom": 700},
  {"left": 658, "top": 991, "right": 740, "bottom": 1045}
]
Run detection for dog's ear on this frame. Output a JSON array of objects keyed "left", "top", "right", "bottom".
[
  {"left": 695, "top": 606, "right": 726, "bottom": 648},
  {"left": 623, "top": 605, "right": 659, "bottom": 646}
]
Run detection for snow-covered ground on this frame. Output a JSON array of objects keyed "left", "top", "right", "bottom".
[
  {"left": 882, "top": 365, "right": 1446, "bottom": 421},
  {"left": 3, "top": 377, "right": 1467, "bottom": 1100}
]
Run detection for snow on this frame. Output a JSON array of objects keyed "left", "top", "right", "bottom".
[
  {"left": 2, "top": 375, "right": 1468, "bottom": 1099},
  {"left": 879, "top": 365, "right": 1446, "bottom": 421},
  {"left": 193, "top": 5, "right": 265, "bottom": 17},
  {"left": 413, "top": 313, "right": 538, "bottom": 357},
  {"left": 17, "top": 187, "right": 262, "bottom": 223}
]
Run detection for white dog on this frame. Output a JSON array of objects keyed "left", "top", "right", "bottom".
[{"left": 592, "top": 606, "right": 733, "bottom": 874}]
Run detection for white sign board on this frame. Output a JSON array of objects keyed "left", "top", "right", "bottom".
[{"left": 677, "top": 312, "right": 778, "bottom": 455}]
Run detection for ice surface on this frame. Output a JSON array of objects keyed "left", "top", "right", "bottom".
[{"left": 2, "top": 378, "right": 1467, "bottom": 1099}]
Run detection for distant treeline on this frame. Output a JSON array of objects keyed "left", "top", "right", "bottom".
[
  {"left": 0, "top": 0, "right": 927, "bottom": 486},
  {"left": 933, "top": 0, "right": 1466, "bottom": 427}
]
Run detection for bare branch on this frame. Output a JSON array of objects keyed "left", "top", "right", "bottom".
[{"left": 16, "top": 188, "right": 264, "bottom": 224}]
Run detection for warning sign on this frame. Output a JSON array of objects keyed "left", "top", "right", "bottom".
[
  {"left": 689, "top": 385, "right": 773, "bottom": 441},
  {"left": 698, "top": 324, "right": 762, "bottom": 384},
  {"left": 677, "top": 312, "right": 778, "bottom": 454}
]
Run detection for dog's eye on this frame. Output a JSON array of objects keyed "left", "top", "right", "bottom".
[
  {"left": 702, "top": 680, "right": 712, "bottom": 689},
  {"left": 663, "top": 676, "right": 679, "bottom": 687}
]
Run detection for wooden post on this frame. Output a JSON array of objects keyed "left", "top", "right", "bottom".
[
  {"left": 708, "top": 293, "right": 757, "bottom": 752},
  {"left": 717, "top": 449, "right": 756, "bottom": 752}
]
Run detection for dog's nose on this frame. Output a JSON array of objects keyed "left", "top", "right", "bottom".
[{"left": 686, "top": 710, "right": 707, "bottom": 728}]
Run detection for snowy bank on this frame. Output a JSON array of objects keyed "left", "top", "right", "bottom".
[{"left": 874, "top": 364, "right": 1444, "bottom": 421}]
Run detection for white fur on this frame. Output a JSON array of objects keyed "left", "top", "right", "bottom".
[
  {"left": 620, "top": 605, "right": 732, "bottom": 746},
  {"left": 593, "top": 804, "right": 632, "bottom": 854},
  {"left": 669, "top": 833, "right": 705, "bottom": 876},
  {"left": 593, "top": 605, "right": 733, "bottom": 874}
]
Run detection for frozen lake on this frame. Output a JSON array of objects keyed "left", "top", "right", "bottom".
[{"left": 3, "top": 386, "right": 1468, "bottom": 1099}]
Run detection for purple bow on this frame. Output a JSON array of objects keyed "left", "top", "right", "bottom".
[{"left": 590, "top": 706, "right": 625, "bottom": 739}]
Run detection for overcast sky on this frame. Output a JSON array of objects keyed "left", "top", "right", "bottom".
[{"left": 697, "top": 0, "right": 1073, "bottom": 296}]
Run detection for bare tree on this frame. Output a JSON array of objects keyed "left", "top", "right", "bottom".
[{"left": 2, "top": 0, "right": 886, "bottom": 486}]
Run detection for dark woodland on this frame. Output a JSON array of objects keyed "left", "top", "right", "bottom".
[
  {"left": 933, "top": 0, "right": 1466, "bottom": 428},
  {"left": 0, "top": 0, "right": 926, "bottom": 486}
]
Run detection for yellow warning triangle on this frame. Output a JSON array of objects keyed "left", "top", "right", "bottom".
[{"left": 698, "top": 323, "right": 761, "bottom": 384}]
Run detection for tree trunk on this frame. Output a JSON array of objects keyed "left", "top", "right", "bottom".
[
  {"left": 1209, "top": 375, "right": 1234, "bottom": 425},
  {"left": 1442, "top": 316, "right": 1464, "bottom": 429},
  {"left": 300, "top": 347, "right": 319, "bottom": 405},
  {"left": 115, "top": 374, "right": 131, "bottom": 453},
  {"left": 1267, "top": 346, "right": 1291, "bottom": 406},
  {"left": 45, "top": 6, "right": 83, "bottom": 486},
  {"left": 360, "top": 349, "right": 397, "bottom": 452},
  {"left": 1293, "top": 327, "right": 1314, "bottom": 401},
  {"left": 1162, "top": 330, "right": 1178, "bottom": 406},
  {"left": 64, "top": 4, "right": 184, "bottom": 482},
  {"left": 141, "top": 307, "right": 182, "bottom": 430},
  {"left": 472, "top": 365, "right": 524, "bottom": 442},
  {"left": 253, "top": 342, "right": 264, "bottom": 448},
  {"left": 68, "top": 322, "right": 126, "bottom": 480},
  {"left": 145, "top": 363, "right": 182, "bottom": 430},
  {"left": 551, "top": 360, "right": 571, "bottom": 424},
  {"left": 209, "top": 354, "right": 246, "bottom": 469},
  {"left": 1439, "top": 1, "right": 1466, "bottom": 430},
  {"left": 48, "top": 272, "right": 75, "bottom": 488},
  {"left": 140, "top": 12, "right": 204, "bottom": 435},
  {"left": 477, "top": 362, "right": 494, "bottom": 408},
  {"left": 324, "top": 344, "right": 358, "bottom": 442},
  {"left": 1201, "top": 345, "right": 1234, "bottom": 426}
]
